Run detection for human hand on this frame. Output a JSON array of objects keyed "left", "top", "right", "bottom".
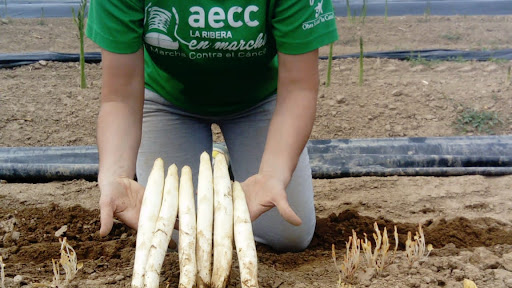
[
  {"left": 98, "top": 177, "right": 145, "bottom": 237},
  {"left": 241, "top": 174, "right": 302, "bottom": 226}
]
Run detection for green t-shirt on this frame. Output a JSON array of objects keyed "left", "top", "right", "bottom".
[{"left": 86, "top": 0, "right": 338, "bottom": 115}]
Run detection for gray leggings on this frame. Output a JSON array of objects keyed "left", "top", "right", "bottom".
[{"left": 136, "top": 89, "right": 315, "bottom": 251}]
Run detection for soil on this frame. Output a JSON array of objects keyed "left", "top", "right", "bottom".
[{"left": 1, "top": 15, "right": 512, "bottom": 288}]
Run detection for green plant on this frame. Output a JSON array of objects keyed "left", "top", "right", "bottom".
[
  {"left": 360, "top": 0, "right": 367, "bottom": 24},
  {"left": 507, "top": 65, "right": 511, "bottom": 83},
  {"left": 488, "top": 57, "right": 508, "bottom": 64},
  {"left": 407, "top": 52, "right": 441, "bottom": 67},
  {"left": 359, "top": 37, "right": 364, "bottom": 86},
  {"left": 384, "top": 0, "right": 388, "bottom": 21},
  {"left": 346, "top": 0, "right": 368, "bottom": 25},
  {"left": 346, "top": 0, "right": 367, "bottom": 24},
  {"left": 441, "top": 32, "right": 462, "bottom": 41},
  {"left": 424, "top": 1, "right": 431, "bottom": 21},
  {"left": 456, "top": 108, "right": 503, "bottom": 134},
  {"left": 326, "top": 42, "right": 334, "bottom": 87},
  {"left": 39, "top": 7, "right": 45, "bottom": 25},
  {"left": 346, "top": 0, "right": 352, "bottom": 21},
  {"left": 449, "top": 55, "right": 467, "bottom": 63},
  {"left": 72, "top": 0, "right": 88, "bottom": 89},
  {"left": 407, "top": 52, "right": 426, "bottom": 66},
  {"left": 2, "top": 0, "right": 6, "bottom": 18}
]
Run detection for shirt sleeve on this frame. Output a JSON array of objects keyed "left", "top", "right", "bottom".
[
  {"left": 86, "top": 0, "right": 145, "bottom": 54},
  {"left": 271, "top": 0, "right": 339, "bottom": 54}
]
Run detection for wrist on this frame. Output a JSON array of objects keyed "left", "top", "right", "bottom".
[
  {"left": 98, "top": 170, "right": 132, "bottom": 187},
  {"left": 259, "top": 151, "right": 295, "bottom": 187},
  {"left": 257, "top": 168, "right": 291, "bottom": 188}
]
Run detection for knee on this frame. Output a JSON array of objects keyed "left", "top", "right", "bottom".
[
  {"left": 272, "top": 233, "right": 313, "bottom": 252},
  {"left": 255, "top": 220, "right": 316, "bottom": 252}
]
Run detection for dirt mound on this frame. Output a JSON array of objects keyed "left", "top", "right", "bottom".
[
  {"left": 3, "top": 205, "right": 512, "bottom": 266},
  {"left": 311, "top": 209, "right": 512, "bottom": 251},
  {"left": 1, "top": 205, "right": 135, "bottom": 266}
]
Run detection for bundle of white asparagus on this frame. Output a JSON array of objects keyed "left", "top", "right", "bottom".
[{"left": 131, "top": 152, "right": 259, "bottom": 288}]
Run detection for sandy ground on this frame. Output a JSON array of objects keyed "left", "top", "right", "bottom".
[{"left": 1, "top": 15, "right": 512, "bottom": 288}]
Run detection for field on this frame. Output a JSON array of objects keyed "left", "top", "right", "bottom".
[{"left": 1, "top": 15, "right": 512, "bottom": 287}]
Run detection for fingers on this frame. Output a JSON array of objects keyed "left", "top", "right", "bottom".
[
  {"left": 247, "top": 192, "right": 303, "bottom": 227},
  {"left": 274, "top": 197, "right": 302, "bottom": 226},
  {"left": 248, "top": 204, "right": 261, "bottom": 223},
  {"left": 99, "top": 202, "right": 114, "bottom": 237},
  {"left": 242, "top": 177, "right": 302, "bottom": 226}
]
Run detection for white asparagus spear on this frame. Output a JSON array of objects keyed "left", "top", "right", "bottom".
[
  {"left": 196, "top": 152, "right": 214, "bottom": 288},
  {"left": 132, "top": 158, "right": 165, "bottom": 288},
  {"left": 211, "top": 153, "right": 233, "bottom": 288},
  {"left": 144, "top": 164, "right": 179, "bottom": 288},
  {"left": 233, "top": 181, "right": 259, "bottom": 288},
  {"left": 179, "top": 166, "right": 197, "bottom": 288}
]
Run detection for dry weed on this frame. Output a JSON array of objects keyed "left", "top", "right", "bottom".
[
  {"left": 361, "top": 222, "right": 398, "bottom": 273},
  {"left": 337, "top": 283, "right": 354, "bottom": 288},
  {"left": 1, "top": 256, "right": 5, "bottom": 288},
  {"left": 331, "top": 221, "right": 435, "bottom": 286},
  {"left": 51, "top": 258, "right": 61, "bottom": 286},
  {"left": 404, "top": 223, "right": 433, "bottom": 266},
  {"left": 33, "top": 237, "right": 83, "bottom": 287},
  {"left": 332, "top": 230, "right": 361, "bottom": 284},
  {"left": 57, "top": 237, "right": 83, "bottom": 284}
]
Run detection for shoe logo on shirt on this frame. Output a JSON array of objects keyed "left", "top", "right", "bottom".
[{"left": 145, "top": 4, "right": 180, "bottom": 50}]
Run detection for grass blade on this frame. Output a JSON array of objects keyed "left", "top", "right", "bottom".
[
  {"left": 359, "top": 36, "right": 364, "bottom": 86},
  {"left": 326, "top": 42, "right": 334, "bottom": 87}
]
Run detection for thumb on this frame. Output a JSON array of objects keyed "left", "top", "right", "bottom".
[
  {"left": 274, "top": 197, "right": 302, "bottom": 226},
  {"left": 99, "top": 204, "right": 114, "bottom": 237}
]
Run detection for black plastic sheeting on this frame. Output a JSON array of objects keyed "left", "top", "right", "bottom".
[
  {"left": 331, "top": 0, "right": 512, "bottom": 17},
  {"left": 0, "top": 52, "right": 101, "bottom": 69},
  {"left": 1, "top": 49, "right": 511, "bottom": 69},
  {"left": 308, "top": 135, "right": 512, "bottom": 178},
  {"left": 319, "top": 49, "right": 512, "bottom": 61},
  {"left": 1, "top": 136, "right": 512, "bottom": 182},
  {"left": 0, "top": 146, "right": 98, "bottom": 182}
]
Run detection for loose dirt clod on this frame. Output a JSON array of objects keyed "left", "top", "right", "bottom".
[{"left": 463, "top": 279, "right": 478, "bottom": 288}]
